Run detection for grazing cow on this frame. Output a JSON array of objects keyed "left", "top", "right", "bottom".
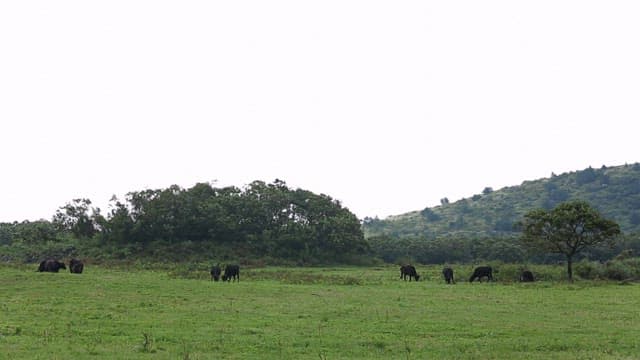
[
  {"left": 469, "top": 266, "right": 493, "bottom": 282},
  {"left": 37, "top": 259, "right": 66, "bottom": 273},
  {"left": 69, "top": 258, "right": 84, "bottom": 274},
  {"left": 400, "top": 265, "right": 420, "bottom": 281},
  {"left": 210, "top": 264, "right": 221, "bottom": 281},
  {"left": 222, "top": 264, "right": 240, "bottom": 282},
  {"left": 442, "top": 267, "right": 455, "bottom": 284},
  {"left": 520, "top": 270, "right": 534, "bottom": 282}
]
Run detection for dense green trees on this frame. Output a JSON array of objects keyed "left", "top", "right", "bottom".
[
  {"left": 365, "top": 197, "right": 633, "bottom": 268},
  {"left": 366, "top": 234, "right": 526, "bottom": 264},
  {"left": 364, "top": 164, "right": 640, "bottom": 239},
  {"left": 52, "top": 199, "right": 101, "bottom": 239},
  {"left": 1, "top": 180, "right": 367, "bottom": 264},
  {"left": 4, "top": 164, "right": 640, "bottom": 267},
  {"left": 5, "top": 220, "right": 57, "bottom": 245}
]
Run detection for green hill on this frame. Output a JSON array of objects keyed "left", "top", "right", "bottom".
[{"left": 364, "top": 163, "right": 640, "bottom": 239}]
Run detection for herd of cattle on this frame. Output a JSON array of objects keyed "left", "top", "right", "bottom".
[
  {"left": 401, "top": 265, "right": 536, "bottom": 283},
  {"left": 36, "top": 259, "right": 535, "bottom": 283},
  {"left": 35, "top": 258, "right": 242, "bottom": 282}
]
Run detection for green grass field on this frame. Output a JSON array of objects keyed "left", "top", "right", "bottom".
[{"left": 2, "top": 264, "right": 640, "bottom": 359}]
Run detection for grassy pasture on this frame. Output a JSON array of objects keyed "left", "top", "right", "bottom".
[{"left": 1, "top": 264, "right": 640, "bottom": 359}]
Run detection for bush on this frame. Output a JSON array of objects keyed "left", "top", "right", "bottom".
[
  {"left": 603, "top": 261, "right": 634, "bottom": 281},
  {"left": 621, "top": 257, "right": 640, "bottom": 276},
  {"left": 575, "top": 260, "right": 602, "bottom": 280},
  {"left": 488, "top": 263, "right": 519, "bottom": 282},
  {"left": 575, "top": 257, "right": 640, "bottom": 281},
  {"left": 0, "top": 240, "right": 80, "bottom": 263}
]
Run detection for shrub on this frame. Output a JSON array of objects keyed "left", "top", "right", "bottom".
[
  {"left": 603, "top": 261, "right": 634, "bottom": 281},
  {"left": 575, "top": 260, "right": 602, "bottom": 280},
  {"left": 621, "top": 257, "right": 640, "bottom": 278},
  {"left": 488, "top": 262, "right": 519, "bottom": 282}
]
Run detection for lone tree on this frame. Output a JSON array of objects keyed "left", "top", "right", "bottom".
[{"left": 520, "top": 200, "right": 620, "bottom": 281}]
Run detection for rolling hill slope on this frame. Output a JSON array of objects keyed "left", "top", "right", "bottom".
[{"left": 364, "top": 163, "right": 640, "bottom": 239}]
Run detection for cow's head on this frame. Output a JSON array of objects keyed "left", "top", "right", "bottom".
[{"left": 414, "top": 274, "right": 420, "bottom": 281}]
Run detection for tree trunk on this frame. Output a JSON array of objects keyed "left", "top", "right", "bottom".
[{"left": 567, "top": 256, "right": 573, "bottom": 282}]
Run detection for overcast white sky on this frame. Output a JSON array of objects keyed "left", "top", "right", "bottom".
[{"left": 1, "top": 1, "right": 639, "bottom": 222}]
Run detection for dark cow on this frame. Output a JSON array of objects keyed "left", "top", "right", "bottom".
[
  {"left": 442, "top": 267, "right": 455, "bottom": 284},
  {"left": 210, "top": 264, "right": 222, "bottom": 281},
  {"left": 400, "top": 265, "right": 420, "bottom": 281},
  {"left": 469, "top": 266, "right": 493, "bottom": 282},
  {"left": 520, "top": 270, "right": 535, "bottom": 282},
  {"left": 37, "top": 259, "right": 66, "bottom": 273},
  {"left": 69, "top": 258, "right": 84, "bottom": 274},
  {"left": 222, "top": 264, "right": 240, "bottom": 282}
]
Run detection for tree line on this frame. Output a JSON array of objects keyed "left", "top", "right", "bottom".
[
  {"left": 368, "top": 200, "right": 631, "bottom": 280},
  {"left": 1, "top": 180, "right": 368, "bottom": 264},
  {"left": 0, "top": 180, "right": 634, "bottom": 277}
]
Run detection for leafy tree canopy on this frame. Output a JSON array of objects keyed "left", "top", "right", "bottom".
[
  {"left": 520, "top": 200, "right": 621, "bottom": 280},
  {"left": 7, "top": 180, "right": 367, "bottom": 264}
]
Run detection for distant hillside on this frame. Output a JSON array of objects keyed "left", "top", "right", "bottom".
[{"left": 364, "top": 163, "right": 640, "bottom": 238}]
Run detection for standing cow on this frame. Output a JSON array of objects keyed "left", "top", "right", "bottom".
[
  {"left": 469, "top": 266, "right": 493, "bottom": 282},
  {"left": 210, "top": 264, "right": 222, "bottom": 281},
  {"left": 400, "top": 265, "right": 420, "bottom": 281},
  {"left": 222, "top": 264, "right": 240, "bottom": 282},
  {"left": 69, "top": 258, "right": 84, "bottom": 274},
  {"left": 37, "top": 259, "right": 66, "bottom": 273},
  {"left": 442, "top": 267, "right": 455, "bottom": 284},
  {"left": 520, "top": 270, "right": 535, "bottom": 282}
]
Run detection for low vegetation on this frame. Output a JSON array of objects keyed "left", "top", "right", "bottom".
[{"left": 2, "top": 264, "right": 639, "bottom": 359}]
